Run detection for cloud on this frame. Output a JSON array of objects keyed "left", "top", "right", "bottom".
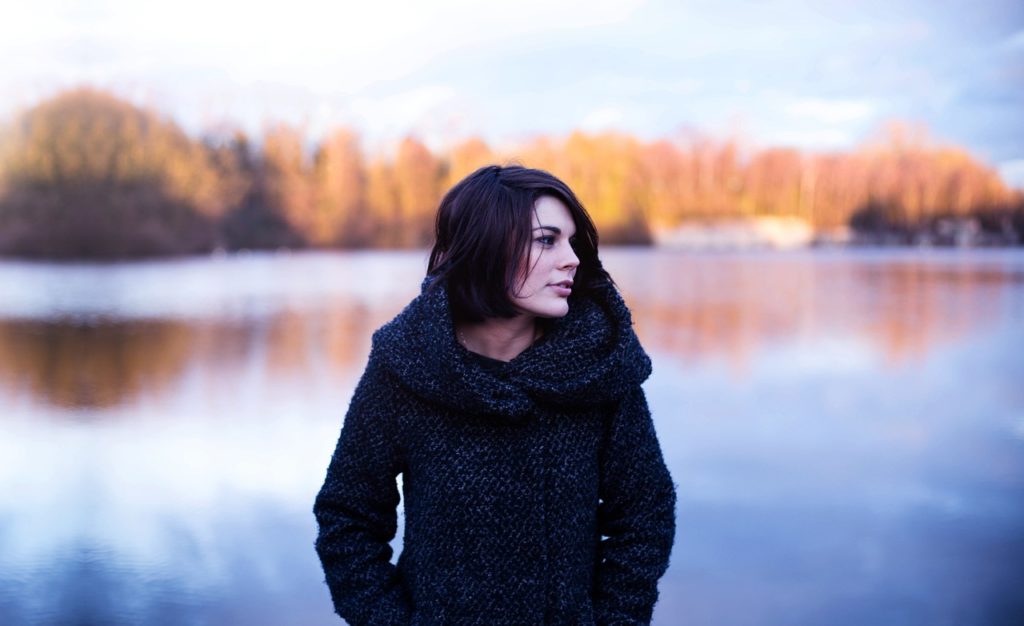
[
  {"left": 348, "top": 85, "right": 468, "bottom": 151},
  {"left": 0, "top": 0, "right": 646, "bottom": 92},
  {"left": 997, "top": 159, "right": 1024, "bottom": 190},
  {"left": 2, "top": 0, "right": 1019, "bottom": 166},
  {"left": 758, "top": 127, "right": 860, "bottom": 150},
  {"left": 580, "top": 106, "right": 625, "bottom": 131},
  {"left": 785, "top": 98, "right": 877, "bottom": 125}
]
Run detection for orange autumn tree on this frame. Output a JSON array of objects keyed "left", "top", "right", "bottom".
[
  {"left": 443, "top": 137, "right": 495, "bottom": 191},
  {"left": 0, "top": 87, "right": 241, "bottom": 258},
  {"left": 313, "top": 128, "right": 370, "bottom": 247},
  {"left": 1, "top": 87, "right": 1020, "bottom": 259},
  {"left": 260, "top": 123, "right": 317, "bottom": 244},
  {"left": 392, "top": 137, "right": 443, "bottom": 248},
  {"left": 515, "top": 132, "right": 652, "bottom": 243}
]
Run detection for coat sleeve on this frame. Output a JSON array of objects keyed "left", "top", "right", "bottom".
[
  {"left": 313, "top": 353, "right": 412, "bottom": 626},
  {"left": 593, "top": 385, "right": 677, "bottom": 626}
]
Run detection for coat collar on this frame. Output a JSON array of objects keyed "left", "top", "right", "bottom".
[{"left": 371, "top": 274, "right": 651, "bottom": 423}]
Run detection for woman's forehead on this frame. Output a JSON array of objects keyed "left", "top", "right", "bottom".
[{"left": 532, "top": 196, "right": 575, "bottom": 231}]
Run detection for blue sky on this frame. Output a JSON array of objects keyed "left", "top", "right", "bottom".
[{"left": 3, "top": 0, "right": 1023, "bottom": 186}]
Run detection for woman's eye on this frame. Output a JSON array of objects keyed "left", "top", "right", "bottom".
[{"left": 536, "top": 235, "right": 555, "bottom": 246}]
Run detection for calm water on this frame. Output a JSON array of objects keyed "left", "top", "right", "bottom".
[{"left": 1, "top": 248, "right": 1022, "bottom": 626}]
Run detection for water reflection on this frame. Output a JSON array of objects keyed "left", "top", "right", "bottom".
[
  {"left": 618, "top": 250, "right": 1022, "bottom": 372},
  {"left": 0, "top": 318, "right": 198, "bottom": 410},
  {"left": 4, "top": 250, "right": 1021, "bottom": 411},
  {"left": 1, "top": 249, "right": 1022, "bottom": 625}
]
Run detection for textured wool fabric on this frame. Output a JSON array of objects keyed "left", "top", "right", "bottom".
[{"left": 313, "top": 274, "right": 677, "bottom": 625}]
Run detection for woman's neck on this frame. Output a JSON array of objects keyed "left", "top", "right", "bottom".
[{"left": 455, "top": 315, "right": 542, "bottom": 362}]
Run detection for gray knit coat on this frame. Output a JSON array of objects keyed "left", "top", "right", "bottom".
[{"left": 313, "top": 274, "right": 677, "bottom": 625}]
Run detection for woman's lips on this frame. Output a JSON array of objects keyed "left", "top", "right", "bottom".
[{"left": 549, "top": 284, "right": 572, "bottom": 297}]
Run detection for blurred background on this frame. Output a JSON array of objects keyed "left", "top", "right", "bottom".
[{"left": 1, "top": 1, "right": 1023, "bottom": 625}]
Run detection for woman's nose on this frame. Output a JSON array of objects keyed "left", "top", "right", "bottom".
[{"left": 562, "top": 244, "right": 580, "bottom": 269}]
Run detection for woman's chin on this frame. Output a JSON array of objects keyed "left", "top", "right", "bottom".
[
  {"left": 515, "top": 297, "right": 571, "bottom": 320},
  {"left": 540, "top": 302, "right": 571, "bottom": 318}
]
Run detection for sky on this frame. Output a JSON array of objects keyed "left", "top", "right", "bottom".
[{"left": 2, "top": 0, "right": 1023, "bottom": 186}]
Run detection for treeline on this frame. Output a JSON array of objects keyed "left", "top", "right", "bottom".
[{"left": 0, "top": 87, "right": 1021, "bottom": 259}]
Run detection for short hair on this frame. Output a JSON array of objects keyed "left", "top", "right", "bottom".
[{"left": 426, "top": 164, "right": 613, "bottom": 324}]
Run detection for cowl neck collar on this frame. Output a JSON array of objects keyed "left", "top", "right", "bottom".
[{"left": 371, "top": 274, "right": 652, "bottom": 424}]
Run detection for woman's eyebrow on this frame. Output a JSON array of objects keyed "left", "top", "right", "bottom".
[{"left": 533, "top": 225, "right": 561, "bottom": 234}]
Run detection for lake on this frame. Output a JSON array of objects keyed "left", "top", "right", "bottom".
[{"left": 1, "top": 248, "right": 1022, "bottom": 626}]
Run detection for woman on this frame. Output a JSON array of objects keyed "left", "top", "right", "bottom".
[{"left": 313, "top": 165, "right": 676, "bottom": 625}]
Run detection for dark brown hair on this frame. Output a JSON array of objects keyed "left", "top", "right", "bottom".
[{"left": 426, "top": 164, "right": 612, "bottom": 323}]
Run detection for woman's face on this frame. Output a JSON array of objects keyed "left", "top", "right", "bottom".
[{"left": 511, "top": 195, "right": 580, "bottom": 319}]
